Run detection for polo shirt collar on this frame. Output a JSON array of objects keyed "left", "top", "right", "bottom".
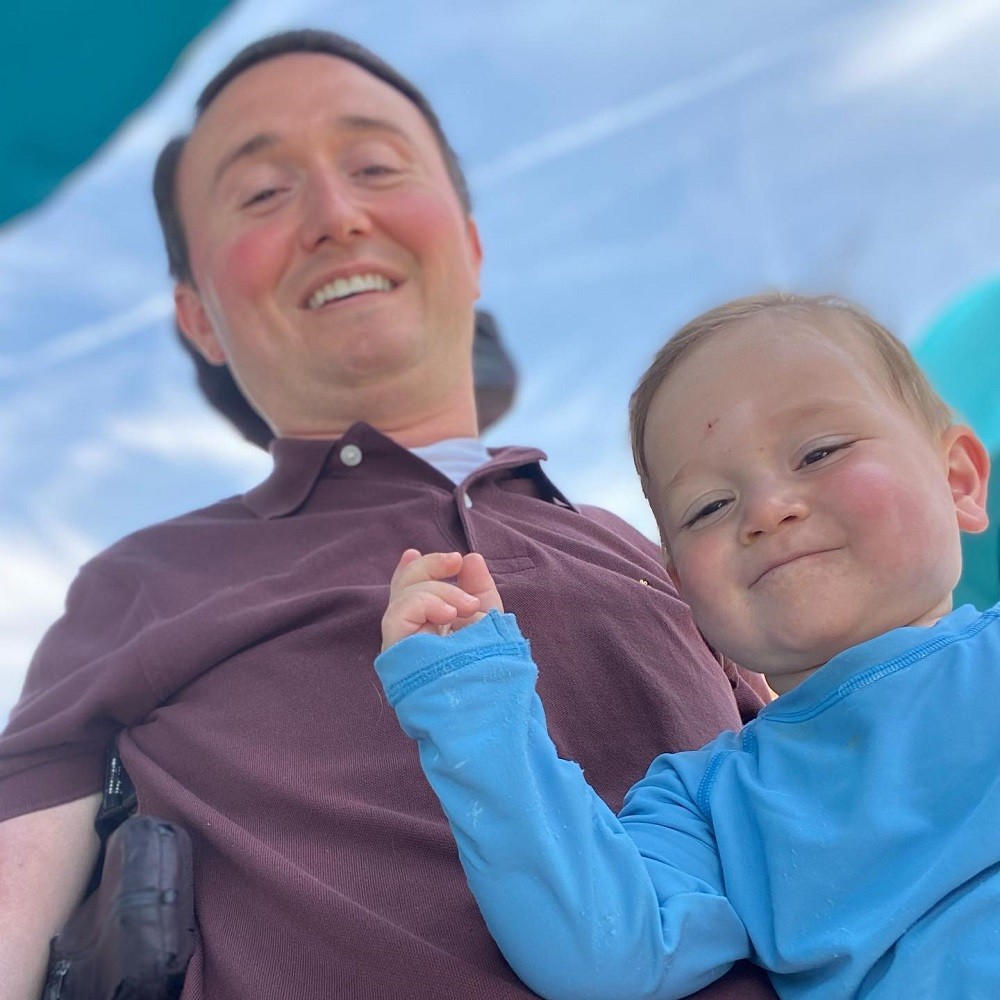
[{"left": 242, "top": 422, "right": 564, "bottom": 519}]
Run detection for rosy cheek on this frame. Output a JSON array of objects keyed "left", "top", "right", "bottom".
[
  {"left": 823, "top": 458, "right": 941, "bottom": 566},
  {"left": 207, "top": 224, "right": 291, "bottom": 301},
  {"left": 393, "top": 191, "right": 471, "bottom": 264},
  {"left": 825, "top": 460, "right": 909, "bottom": 520}
]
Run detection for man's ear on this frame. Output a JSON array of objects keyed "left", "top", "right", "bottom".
[
  {"left": 943, "top": 424, "right": 990, "bottom": 534},
  {"left": 175, "top": 283, "right": 227, "bottom": 366},
  {"left": 465, "top": 216, "right": 483, "bottom": 299}
]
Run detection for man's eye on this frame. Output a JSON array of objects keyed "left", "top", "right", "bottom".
[
  {"left": 357, "top": 164, "right": 398, "bottom": 178},
  {"left": 242, "top": 187, "right": 280, "bottom": 208},
  {"left": 685, "top": 498, "right": 730, "bottom": 528}
]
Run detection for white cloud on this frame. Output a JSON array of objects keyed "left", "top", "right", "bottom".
[
  {"left": 469, "top": 44, "right": 778, "bottom": 190},
  {"left": 829, "top": 0, "right": 1000, "bottom": 96},
  {"left": 109, "top": 406, "right": 272, "bottom": 478},
  {"left": 0, "top": 293, "right": 173, "bottom": 379}
]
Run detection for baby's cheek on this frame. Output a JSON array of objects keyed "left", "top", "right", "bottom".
[
  {"left": 832, "top": 461, "right": 893, "bottom": 512},
  {"left": 834, "top": 461, "right": 945, "bottom": 563},
  {"left": 673, "top": 551, "right": 739, "bottom": 643}
]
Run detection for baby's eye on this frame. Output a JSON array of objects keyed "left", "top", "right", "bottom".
[
  {"left": 684, "top": 497, "right": 731, "bottom": 528},
  {"left": 799, "top": 442, "right": 849, "bottom": 468}
]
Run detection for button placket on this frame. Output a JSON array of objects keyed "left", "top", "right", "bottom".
[{"left": 455, "top": 486, "right": 477, "bottom": 550}]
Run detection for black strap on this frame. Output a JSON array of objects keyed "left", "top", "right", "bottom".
[
  {"left": 94, "top": 744, "right": 137, "bottom": 841},
  {"left": 84, "top": 744, "right": 138, "bottom": 896}
]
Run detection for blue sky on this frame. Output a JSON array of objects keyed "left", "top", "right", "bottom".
[{"left": 2, "top": 0, "right": 999, "bottom": 720}]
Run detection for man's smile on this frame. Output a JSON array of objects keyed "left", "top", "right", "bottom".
[{"left": 305, "top": 272, "right": 397, "bottom": 310}]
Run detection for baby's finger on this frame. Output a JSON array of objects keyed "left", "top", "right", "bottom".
[
  {"left": 388, "top": 579, "right": 483, "bottom": 615},
  {"left": 397, "top": 548, "right": 422, "bottom": 571},
  {"left": 409, "top": 580, "right": 481, "bottom": 616},
  {"left": 388, "top": 548, "right": 423, "bottom": 590},
  {"left": 457, "top": 553, "right": 504, "bottom": 614},
  {"left": 389, "top": 550, "right": 464, "bottom": 598},
  {"left": 381, "top": 590, "right": 461, "bottom": 650}
]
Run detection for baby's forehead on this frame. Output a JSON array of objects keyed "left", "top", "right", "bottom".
[
  {"left": 720, "top": 307, "right": 874, "bottom": 358},
  {"left": 669, "top": 308, "right": 884, "bottom": 395},
  {"left": 643, "top": 311, "right": 910, "bottom": 473}
]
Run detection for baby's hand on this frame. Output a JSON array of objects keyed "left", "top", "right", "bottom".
[{"left": 381, "top": 550, "right": 504, "bottom": 651}]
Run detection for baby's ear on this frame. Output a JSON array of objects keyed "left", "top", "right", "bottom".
[{"left": 943, "top": 425, "right": 990, "bottom": 534}]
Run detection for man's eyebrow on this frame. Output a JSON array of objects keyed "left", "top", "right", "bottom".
[
  {"left": 335, "top": 114, "right": 411, "bottom": 141},
  {"left": 210, "top": 116, "right": 412, "bottom": 190},
  {"left": 212, "top": 132, "right": 280, "bottom": 188}
]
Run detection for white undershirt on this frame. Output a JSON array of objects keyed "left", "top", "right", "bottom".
[{"left": 410, "top": 437, "right": 493, "bottom": 485}]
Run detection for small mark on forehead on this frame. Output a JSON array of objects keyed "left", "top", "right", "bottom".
[{"left": 704, "top": 418, "right": 718, "bottom": 436}]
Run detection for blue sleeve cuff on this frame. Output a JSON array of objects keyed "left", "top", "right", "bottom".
[{"left": 375, "top": 609, "right": 531, "bottom": 708}]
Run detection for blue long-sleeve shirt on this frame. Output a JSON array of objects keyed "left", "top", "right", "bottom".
[{"left": 376, "top": 604, "right": 1000, "bottom": 999}]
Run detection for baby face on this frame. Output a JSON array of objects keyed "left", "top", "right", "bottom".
[{"left": 643, "top": 315, "right": 976, "bottom": 692}]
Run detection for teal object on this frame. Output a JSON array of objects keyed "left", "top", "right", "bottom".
[
  {"left": 914, "top": 277, "right": 1000, "bottom": 451},
  {"left": 915, "top": 277, "right": 1000, "bottom": 610},
  {"left": 0, "top": 0, "right": 232, "bottom": 225},
  {"left": 954, "top": 473, "right": 1000, "bottom": 612}
]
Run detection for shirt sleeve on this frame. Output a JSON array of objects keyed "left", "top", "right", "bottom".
[
  {"left": 375, "top": 611, "right": 750, "bottom": 1000},
  {"left": 0, "top": 560, "right": 158, "bottom": 821}
]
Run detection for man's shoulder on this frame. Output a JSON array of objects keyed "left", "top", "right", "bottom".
[
  {"left": 575, "top": 502, "right": 646, "bottom": 533},
  {"left": 85, "top": 492, "right": 254, "bottom": 581},
  {"left": 574, "top": 503, "right": 661, "bottom": 555}
]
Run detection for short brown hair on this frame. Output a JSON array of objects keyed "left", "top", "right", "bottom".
[{"left": 629, "top": 292, "right": 953, "bottom": 501}]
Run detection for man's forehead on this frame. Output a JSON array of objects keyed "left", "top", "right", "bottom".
[
  {"left": 192, "top": 52, "right": 418, "bottom": 139},
  {"left": 177, "top": 53, "right": 429, "bottom": 199}
]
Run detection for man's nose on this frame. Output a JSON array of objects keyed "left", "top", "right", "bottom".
[
  {"left": 739, "top": 482, "right": 809, "bottom": 544},
  {"left": 299, "top": 172, "right": 371, "bottom": 250}
]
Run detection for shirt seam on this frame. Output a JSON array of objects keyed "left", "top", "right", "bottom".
[
  {"left": 696, "top": 748, "right": 736, "bottom": 818},
  {"left": 769, "top": 607, "right": 1000, "bottom": 725},
  {"left": 696, "top": 611, "right": 999, "bottom": 813},
  {"left": 384, "top": 639, "right": 529, "bottom": 706},
  {"left": 84, "top": 562, "right": 162, "bottom": 708}
]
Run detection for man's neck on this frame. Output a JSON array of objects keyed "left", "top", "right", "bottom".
[{"left": 273, "top": 389, "right": 480, "bottom": 449}]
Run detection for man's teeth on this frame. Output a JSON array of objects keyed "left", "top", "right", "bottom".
[{"left": 308, "top": 274, "right": 393, "bottom": 309}]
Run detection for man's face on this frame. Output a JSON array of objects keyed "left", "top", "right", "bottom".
[
  {"left": 643, "top": 315, "right": 984, "bottom": 692},
  {"left": 174, "top": 53, "right": 482, "bottom": 438}
]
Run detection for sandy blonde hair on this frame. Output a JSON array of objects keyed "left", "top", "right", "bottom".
[{"left": 629, "top": 292, "right": 952, "bottom": 502}]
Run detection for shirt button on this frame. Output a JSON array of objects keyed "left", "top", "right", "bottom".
[
  {"left": 463, "top": 493, "right": 474, "bottom": 509},
  {"left": 340, "top": 444, "right": 363, "bottom": 467}
]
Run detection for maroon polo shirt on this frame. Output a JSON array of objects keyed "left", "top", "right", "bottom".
[{"left": 1, "top": 424, "right": 775, "bottom": 999}]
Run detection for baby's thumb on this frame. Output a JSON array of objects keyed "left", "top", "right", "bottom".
[{"left": 458, "top": 553, "right": 504, "bottom": 613}]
